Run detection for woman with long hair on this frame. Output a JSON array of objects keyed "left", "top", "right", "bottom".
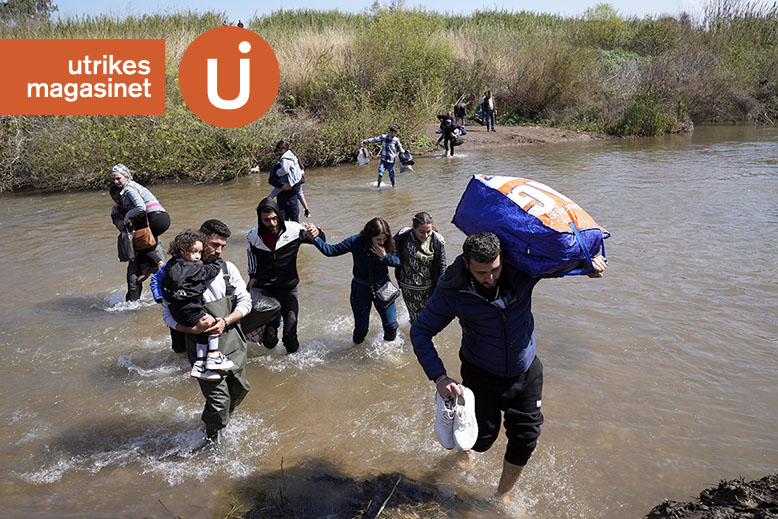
[{"left": 312, "top": 217, "right": 400, "bottom": 343}]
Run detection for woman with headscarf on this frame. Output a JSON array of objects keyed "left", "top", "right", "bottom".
[
  {"left": 311, "top": 217, "right": 400, "bottom": 344},
  {"left": 393, "top": 212, "right": 447, "bottom": 324},
  {"left": 109, "top": 163, "right": 170, "bottom": 269}
]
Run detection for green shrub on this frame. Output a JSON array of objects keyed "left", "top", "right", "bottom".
[
  {"left": 2, "top": 5, "right": 778, "bottom": 192},
  {"left": 607, "top": 90, "right": 674, "bottom": 136},
  {"left": 352, "top": 9, "right": 454, "bottom": 110}
]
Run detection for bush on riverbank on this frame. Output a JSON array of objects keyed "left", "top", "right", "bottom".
[{"left": 1, "top": 1, "right": 776, "bottom": 192}]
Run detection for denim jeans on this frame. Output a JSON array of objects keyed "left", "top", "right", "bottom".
[
  {"left": 350, "top": 279, "right": 398, "bottom": 342},
  {"left": 484, "top": 110, "right": 495, "bottom": 130},
  {"left": 377, "top": 159, "right": 396, "bottom": 186}
]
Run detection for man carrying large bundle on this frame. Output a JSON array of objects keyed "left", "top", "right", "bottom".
[{"left": 411, "top": 231, "right": 607, "bottom": 503}]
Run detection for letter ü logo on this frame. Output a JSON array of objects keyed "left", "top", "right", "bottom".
[
  {"left": 179, "top": 27, "right": 279, "bottom": 128},
  {"left": 207, "top": 41, "right": 251, "bottom": 110}
]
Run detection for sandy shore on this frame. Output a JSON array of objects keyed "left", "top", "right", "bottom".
[{"left": 416, "top": 122, "right": 611, "bottom": 157}]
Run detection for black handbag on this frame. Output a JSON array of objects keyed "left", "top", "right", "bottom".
[
  {"left": 373, "top": 279, "right": 400, "bottom": 309},
  {"left": 367, "top": 249, "right": 400, "bottom": 309},
  {"left": 117, "top": 227, "right": 135, "bottom": 262}
]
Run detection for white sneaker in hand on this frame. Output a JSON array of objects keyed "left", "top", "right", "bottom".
[
  {"left": 453, "top": 385, "right": 478, "bottom": 451},
  {"left": 434, "top": 392, "right": 456, "bottom": 450}
]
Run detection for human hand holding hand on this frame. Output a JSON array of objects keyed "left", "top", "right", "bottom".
[
  {"left": 205, "top": 316, "right": 226, "bottom": 336},
  {"left": 305, "top": 224, "right": 319, "bottom": 239}
]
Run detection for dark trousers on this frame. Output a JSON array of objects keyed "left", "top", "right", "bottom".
[
  {"left": 132, "top": 210, "right": 171, "bottom": 238},
  {"left": 277, "top": 190, "right": 300, "bottom": 223},
  {"left": 124, "top": 246, "right": 158, "bottom": 301},
  {"left": 350, "top": 279, "right": 398, "bottom": 342},
  {"left": 259, "top": 286, "right": 300, "bottom": 353},
  {"left": 443, "top": 133, "right": 455, "bottom": 156},
  {"left": 461, "top": 355, "right": 544, "bottom": 466},
  {"left": 170, "top": 328, "right": 187, "bottom": 353},
  {"left": 195, "top": 341, "right": 250, "bottom": 436},
  {"left": 484, "top": 110, "right": 495, "bottom": 130},
  {"left": 130, "top": 211, "right": 170, "bottom": 265},
  {"left": 125, "top": 258, "right": 145, "bottom": 301}
]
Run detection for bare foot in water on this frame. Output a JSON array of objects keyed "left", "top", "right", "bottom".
[
  {"left": 454, "top": 448, "right": 474, "bottom": 470},
  {"left": 495, "top": 490, "right": 511, "bottom": 505}
]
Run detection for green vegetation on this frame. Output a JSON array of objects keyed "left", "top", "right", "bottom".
[
  {"left": 1, "top": 0, "right": 777, "bottom": 192},
  {"left": 0, "top": 0, "right": 57, "bottom": 25}
]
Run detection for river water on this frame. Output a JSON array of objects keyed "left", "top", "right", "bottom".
[{"left": 0, "top": 125, "right": 776, "bottom": 518}]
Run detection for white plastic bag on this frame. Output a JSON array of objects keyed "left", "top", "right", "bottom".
[{"left": 357, "top": 146, "right": 370, "bottom": 166}]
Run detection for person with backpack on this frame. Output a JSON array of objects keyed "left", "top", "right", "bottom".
[
  {"left": 268, "top": 140, "right": 311, "bottom": 222},
  {"left": 481, "top": 90, "right": 497, "bottom": 132}
]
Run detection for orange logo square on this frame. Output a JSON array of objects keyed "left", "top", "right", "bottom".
[{"left": 0, "top": 39, "right": 165, "bottom": 115}]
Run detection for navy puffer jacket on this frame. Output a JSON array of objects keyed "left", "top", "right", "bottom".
[{"left": 410, "top": 255, "right": 540, "bottom": 380}]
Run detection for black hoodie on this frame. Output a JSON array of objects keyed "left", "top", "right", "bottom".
[{"left": 246, "top": 197, "right": 324, "bottom": 290}]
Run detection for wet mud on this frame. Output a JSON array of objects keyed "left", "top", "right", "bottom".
[{"left": 645, "top": 474, "right": 778, "bottom": 519}]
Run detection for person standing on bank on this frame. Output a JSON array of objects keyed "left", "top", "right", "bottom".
[
  {"left": 361, "top": 126, "right": 405, "bottom": 188},
  {"left": 247, "top": 197, "right": 323, "bottom": 353},
  {"left": 411, "top": 232, "right": 607, "bottom": 502},
  {"left": 311, "top": 217, "right": 401, "bottom": 343},
  {"left": 162, "top": 219, "right": 252, "bottom": 443},
  {"left": 393, "top": 212, "right": 446, "bottom": 324},
  {"left": 109, "top": 163, "right": 171, "bottom": 269},
  {"left": 481, "top": 90, "right": 496, "bottom": 132}
]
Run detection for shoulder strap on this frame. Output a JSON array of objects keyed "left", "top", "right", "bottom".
[
  {"left": 366, "top": 247, "right": 376, "bottom": 292},
  {"left": 221, "top": 262, "right": 235, "bottom": 296},
  {"left": 126, "top": 184, "right": 150, "bottom": 226}
]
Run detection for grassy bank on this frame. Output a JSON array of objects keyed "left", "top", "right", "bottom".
[{"left": 1, "top": 1, "right": 776, "bottom": 192}]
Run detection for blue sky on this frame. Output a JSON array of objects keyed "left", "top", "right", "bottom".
[{"left": 55, "top": 0, "right": 709, "bottom": 23}]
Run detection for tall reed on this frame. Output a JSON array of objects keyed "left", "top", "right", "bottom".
[{"left": 1, "top": 2, "right": 776, "bottom": 192}]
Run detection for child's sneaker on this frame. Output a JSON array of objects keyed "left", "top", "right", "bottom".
[
  {"left": 434, "top": 392, "right": 456, "bottom": 450},
  {"left": 205, "top": 351, "right": 234, "bottom": 371},
  {"left": 453, "top": 385, "right": 478, "bottom": 451},
  {"left": 190, "top": 361, "right": 221, "bottom": 381}
]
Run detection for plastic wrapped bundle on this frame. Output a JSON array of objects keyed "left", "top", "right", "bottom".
[{"left": 453, "top": 175, "right": 609, "bottom": 277}]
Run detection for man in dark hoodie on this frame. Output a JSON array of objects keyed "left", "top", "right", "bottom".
[
  {"left": 246, "top": 197, "right": 323, "bottom": 353},
  {"left": 410, "top": 232, "right": 607, "bottom": 502}
]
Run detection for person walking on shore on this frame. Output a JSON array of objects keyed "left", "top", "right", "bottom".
[
  {"left": 411, "top": 232, "right": 607, "bottom": 502},
  {"left": 361, "top": 126, "right": 405, "bottom": 188}
]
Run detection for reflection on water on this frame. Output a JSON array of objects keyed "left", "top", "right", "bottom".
[{"left": 0, "top": 125, "right": 776, "bottom": 518}]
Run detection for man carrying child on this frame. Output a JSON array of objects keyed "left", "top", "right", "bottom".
[{"left": 161, "top": 219, "right": 252, "bottom": 443}]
